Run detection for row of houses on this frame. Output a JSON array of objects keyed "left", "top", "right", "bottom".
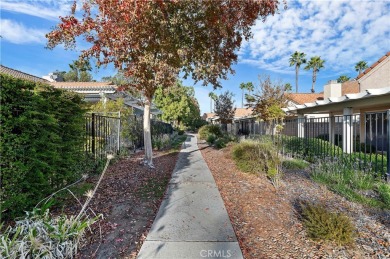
[
  {"left": 203, "top": 51, "right": 390, "bottom": 155},
  {"left": 0, "top": 65, "right": 162, "bottom": 118}
]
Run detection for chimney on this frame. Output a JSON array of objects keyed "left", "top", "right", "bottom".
[{"left": 324, "top": 80, "right": 342, "bottom": 99}]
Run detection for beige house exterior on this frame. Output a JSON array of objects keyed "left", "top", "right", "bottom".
[
  {"left": 358, "top": 51, "right": 390, "bottom": 92},
  {"left": 283, "top": 51, "right": 390, "bottom": 154}
]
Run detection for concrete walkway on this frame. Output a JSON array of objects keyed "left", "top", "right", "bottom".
[{"left": 137, "top": 134, "right": 243, "bottom": 259}]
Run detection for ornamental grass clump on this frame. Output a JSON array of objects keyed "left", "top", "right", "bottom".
[
  {"left": 232, "top": 140, "right": 282, "bottom": 187},
  {"left": 300, "top": 201, "right": 355, "bottom": 246}
]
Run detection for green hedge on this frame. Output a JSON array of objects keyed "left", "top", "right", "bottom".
[
  {"left": 281, "top": 136, "right": 343, "bottom": 159},
  {"left": 198, "top": 124, "right": 222, "bottom": 140},
  {"left": 0, "top": 74, "right": 86, "bottom": 220}
]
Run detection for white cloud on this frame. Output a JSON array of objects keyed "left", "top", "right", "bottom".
[
  {"left": 1, "top": 0, "right": 72, "bottom": 21},
  {"left": 0, "top": 19, "right": 47, "bottom": 44},
  {"left": 240, "top": 0, "right": 390, "bottom": 74}
]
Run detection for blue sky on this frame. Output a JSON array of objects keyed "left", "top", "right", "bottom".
[{"left": 1, "top": 0, "right": 389, "bottom": 115}]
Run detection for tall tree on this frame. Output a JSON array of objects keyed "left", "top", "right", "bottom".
[
  {"left": 337, "top": 75, "right": 350, "bottom": 83},
  {"left": 102, "top": 71, "right": 140, "bottom": 97},
  {"left": 46, "top": 0, "right": 280, "bottom": 166},
  {"left": 63, "top": 59, "right": 93, "bottom": 82},
  {"left": 304, "top": 56, "right": 325, "bottom": 93},
  {"left": 355, "top": 60, "right": 368, "bottom": 76},
  {"left": 214, "top": 91, "right": 236, "bottom": 124},
  {"left": 289, "top": 51, "right": 306, "bottom": 93},
  {"left": 246, "top": 75, "right": 290, "bottom": 133},
  {"left": 208, "top": 92, "right": 218, "bottom": 113},
  {"left": 239, "top": 82, "right": 254, "bottom": 108},
  {"left": 154, "top": 81, "right": 201, "bottom": 129}
]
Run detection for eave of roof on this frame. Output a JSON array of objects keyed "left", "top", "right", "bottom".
[
  {"left": 283, "top": 87, "right": 390, "bottom": 114},
  {"left": 356, "top": 51, "right": 390, "bottom": 80},
  {"left": 0, "top": 65, "right": 48, "bottom": 83}
]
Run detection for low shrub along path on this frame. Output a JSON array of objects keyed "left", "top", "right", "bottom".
[{"left": 199, "top": 140, "right": 389, "bottom": 258}]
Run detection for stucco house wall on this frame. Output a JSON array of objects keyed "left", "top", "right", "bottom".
[{"left": 359, "top": 53, "right": 390, "bottom": 91}]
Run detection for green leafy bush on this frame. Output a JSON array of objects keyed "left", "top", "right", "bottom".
[
  {"left": 0, "top": 74, "right": 86, "bottom": 220},
  {"left": 214, "top": 138, "right": 227, "bottom": 149},
  {"left": 198, "top": 124, "right": 222, "bottom": 140},
  {"left": 206, "top": 134, "right": 217, "bottom": 144},
  {"left": 282, "top": 136, "right": 343, "bottom": 159},
  {"left": 300, "top": 202, "right": 355, "bottom": 246}
]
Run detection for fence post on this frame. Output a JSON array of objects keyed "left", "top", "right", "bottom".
[
  {"left": 387, "top": 109, "right": 390, "bottom": 182},
  {"left": 91, "top": 113, "right": 95, "bottom": 157},
  {"left": 117, "top": 111, "right": 121, "bottom": 155},
  {"left": 343, "top": 107, "right": 353, "bottom": 154}
]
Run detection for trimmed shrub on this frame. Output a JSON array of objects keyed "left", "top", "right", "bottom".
[
  {"left": 300, "top": 202, "right": 355, "bottom": 246},
  {"left": 198, "top": 124, "right": 222, "bottom": 140}
]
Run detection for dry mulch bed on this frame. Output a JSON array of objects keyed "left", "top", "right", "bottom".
[
  {"left": 65, "top": 150, "right": 180, "bottom": 258},
  {"left": 199, "top": 140, "right": 389, "bottom": 259}
]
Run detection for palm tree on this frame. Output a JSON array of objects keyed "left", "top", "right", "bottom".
[
  {"left": 355, "top": 61, "right": 368, "bottom": 76},
  {"left": 304, "top": 56, "right": 325, "bottom": 93},
  {"left": 337, "top": 75, "right": 350, "bottom": 83},
  {"left": 289, "top": 51, "right": 306, "bottom": 93},
  {"left": 208, "top": 92, "right": 218, "bottom": 112},
  {"left": 239, "top": 82, "right": 254, "bottom": 107}
]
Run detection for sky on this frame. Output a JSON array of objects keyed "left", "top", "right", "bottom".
[{"left": 1, "top": 0, "right": 389, "bottom": 115}]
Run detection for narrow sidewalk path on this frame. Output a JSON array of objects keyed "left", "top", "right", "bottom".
[{"left": 138, "top": 134, "right": 243, "bottom": 259}]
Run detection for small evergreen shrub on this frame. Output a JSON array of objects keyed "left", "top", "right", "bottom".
[
  {"left": 206, "top": 134, "right": 217, "bottom": 144},
  {"left": 198, "top": 124, "right": 222, "bottom": 140},
  {"left": 300, "top": 201, "right": 355, "bottom": 246},
  {"left": 214, "top": 138, "right": 227, "bottom": 149}
]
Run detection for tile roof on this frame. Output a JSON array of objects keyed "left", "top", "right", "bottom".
[
  {"left": 0, "top": 65, "right": 48, "bottom": 83},
  {"left": 357, "top": 51, "right": 390, "bottom": 80},
  {"left": 50, "top": 82, "right": 117, "bottom": 92},
  {"left": 286, "top": 93, "right": 324, "bottom": 105},
  {"left": 234, "top": 108, "right": 253, "bottom": 118},
  {"left": 341, "top": 80, "right": 359, "bottom": 95},
  {"left": 202, "top": 113, "right": 216, "bottom": 120}
]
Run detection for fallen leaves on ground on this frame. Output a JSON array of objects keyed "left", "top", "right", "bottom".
[
  {"left": 199, "top": 141, "right": 389, "bottom": 259},
  {"left": 70, "top": 150, "right": 180, "bottom": 258}
]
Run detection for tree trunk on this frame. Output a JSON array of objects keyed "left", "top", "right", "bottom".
[
  {"left": 311, "top": 70, "right": 316, "bottom": 93},
  {"left": 143, "top": 97, "right": 154, "bottom": 167},
  {"left": 295, "top": 65, "right": 299, "bottom": 93}
]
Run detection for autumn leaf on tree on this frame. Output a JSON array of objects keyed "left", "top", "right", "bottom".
[{"left": 46, "top": 0, "right": 282, "bottom": 166}]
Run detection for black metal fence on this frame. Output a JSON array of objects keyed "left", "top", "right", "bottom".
[
  {"left": 84, "top": 113, "right": 173, "bottom": 159},
  {"left": 221, "top": 110, "right": 390, "bottom": 180},
  {"left": 84, "top": 113, "right": 121, "bottom": 159}
]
